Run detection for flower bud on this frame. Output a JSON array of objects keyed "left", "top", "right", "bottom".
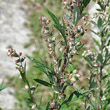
[
  {"left": 50, "top": 102, "right": 54, "bottom": 108},
  {"left": 19, "top": 52, "right": 22, "bottom": 56},
  {"left": 73, "top": 50, "right": 78, "bottom": 55},
  {"left": 19, "top": 75, "right": 22, "bottom": 79},
  {"left": 75, "top": 74, "right": 80, "bottom": 78},
  {"left": 61, "top": 79, "right": 65, "bottom": 83},
  {"left": 54, "top": 90, "right": 59, "bottom": 94},
  {"left": 31, "top": 105, "right": 36, "bottom": 110},
  {"left": 25, "top": 85, "right": 29, "bottom": 90}
]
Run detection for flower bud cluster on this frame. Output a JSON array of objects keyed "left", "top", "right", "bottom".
[
  {"left": 58, "top": 93, "right": 66, "bottom": 100},
  {"left": 67, "top": 37, "right": 76, "bottom": 62},
  {"left": 96, "top": 0, "right": 110, "bottom": 6},
  {"left": 40, "top": 16, "right": 59, "bottom": 74},
  {"left": 8, "top": 48, "right": 25, "bottom": 71},
  {"left": 31, "top": 105, "right": 36, "bottom": 110},
  {"left": 82, "top": 50, "right": 99, "bottom": 68},
  {"left": 40, "top": 16, "right": 52, "bottom": 36},
  {"left": 67, "top": 25, "right": 84, "bottom": 62},
  {"left": 71, "top": 25, "right": 84, "bottom": 37},
  {"left": 82, "top": 50, "right": 93, "bottom": 57},
  {"left": 82, "top": 50, "right": 97, "bottom": 62},
  {"left": 40, "top": 16, "right": 50, "bottom": 25},
  {"left": 7, "top": 48, "right": 21, "bottom": 57},
  {"left": 50, "top": 99, "right": 57, "bottom": 109},
  {"left": 62, "top": 0, "right": 76, "bottom": 11},
  {"left": 66, "top": 69, "right": 80, "bottom": 85}
]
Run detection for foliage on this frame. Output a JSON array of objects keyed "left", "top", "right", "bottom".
[{"left": 8, "top": 0, "right": 110, "bottom": 110}]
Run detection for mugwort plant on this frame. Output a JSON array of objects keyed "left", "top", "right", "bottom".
[{"left": 8, "top": 0, "right": 110, "bottom": 109}]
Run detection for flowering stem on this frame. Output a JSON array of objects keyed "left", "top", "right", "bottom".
[
  {"left": 98, "top": 33, "right": 104, "bottom": 109},
  {"left": 61, "top": 45, "right": 69, "bottom": 74}
]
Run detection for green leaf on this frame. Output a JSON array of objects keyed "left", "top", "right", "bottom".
[
  {"left": 93, "top": 38, "right": 101, "bottom": 49},
  {"left": 98, "top": 2, "right": 104, "bottom": 10},
  {"left": 107, "top": 7, "right": 110, "bottom": 14},
  {"left": 0, "top": 84, "right": 11, "bottom": 91},
  {"left": 68, "top": 63, "right": 74, "bottom": 73},
  {"left": 86, "top": 106, "right": 91, "bottom": 110},
  {"left": 83, "top": 0, "right": 91, "bottom": 8},
  {"left": 91, "top": 20, "right": 97, "bottom": 27},
  {"left": 27, "top": 56, "right": 54, "bottom": 83},
  {"left": 90, "top": 29, "right": 98, "bottom": 35},
  {"left": 60, "top": 92, "right": 75, "bottom": 108},
  {"left": 88, "top": 99, "right": 97, "bottom": 110},
  {"left": 102, "top": 75, "right": 108, "bottom": 80},
  {"left": 58, "top": 58, "right": 62, "bottom": 68},
  {"left": 46, "top": 102, "right": 50, "bottom": 110},
  {"left": 84, "top": 57, "right": 92, "bottom": 64},
  {"left": 64, "top": 14, "right": 74, "bottom": 27},
  {"left": 98, "top": 17, "right": 102, "bottom": 28},
  {"left": 34, "top": 79, "right": 51, "bottom": 87},
  {"left": 47, "top": 9, "right": 67, "bottom": 43},
  {"left": 80, "top": 0, "right": 91, "bottom": 13},
  {"left": 73, "top": 5, "right": 80, "bottom": 25},
  {"left": 97, "top": 54, "right": 103, "bottom": 64},
  {"left": 75, "top": 44, "right": 84, "bottom": 51},
  {"left": 60, "top": 89, "right": 93, "bottom": 108},
  {"left": 75, "top": 35, "right": 83, "bottom": 43},
  {"left": 79, "top": 13, "right": 89, "bottom": 21},
  {"left": 96, "top": 9, "right": 103, "bottom": 11},
  {"left": 60, "top": 91, "right": 82, "bottom": 107},
  {"left": 105, "top": 48, "right": 109, "bottom": 58},
  {"left": 62, "top": 17, "right": 66, "bottom": 29},
  {"left": 53, "top": 92, "right": 58, "bottom": 99},
  {"left": 89, "top": 80, "right": 97, "bottom": 89},
  {"left": 52, "top": 85, "right": 60, "bottom": 92}
]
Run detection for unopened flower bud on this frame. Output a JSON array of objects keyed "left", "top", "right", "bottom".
[
  {"left": 20, "top": 57, "right": 25, "bottom": 62},
  {"left": 54, "top": 90, "right": 59, "bottom": 94},
  {"left": 66, "top": 74, "right": 69, "bottom": 78},
  {"left": 61, "top": 79, "right": 65, "bottom": 83},
  {"left": 77, "top": 42, "right": 81, "bottom": 46},
  {"left": 16, "top": 67, "right": 18, "bottom": 70},
  {"left": 73, "top": 50, "right": 78, "bottom": 55},
  {"left": 19, "top": 52, "right": 22, "bottom": 56},
  {"left": 31, "top": 105, "right": 36, "bottom": 110},
  {"left": 70, "top": 77, "right": 76, "bottom": 83},
  {"left": 46, "top": 19, "right": 51, "bottom": 24},
  {"left": 15, "top": 59, "right": 20, "bottom": 64},
  {"left": 59, "top": 95, "right": 62, "bottom": 100},
  {"left": 59, "top": 47, "right": 63, "bottom": 52},
  {"left": 19, "top": 75, "right": 22, "bottom": 79},
  {"left": 52, "top": 37, "right": 56, "bottom": 41},
  {"left": 50, "top": 103, "right": 54, "bottom": 108},
  {"left": 75, "top": 74, "right": 80, "bottom": 78},
  {"left": 25, "top": 85, "right": 29, "bottom": 90},
  {"left": 73, "top": 70, "right": 77, "bottom": 74}
]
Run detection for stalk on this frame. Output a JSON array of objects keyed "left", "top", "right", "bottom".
[{"left": 98, "top": 33, "right": 104, "bottom": 109}]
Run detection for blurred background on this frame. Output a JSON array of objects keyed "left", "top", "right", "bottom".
[{"left": 0, "top": 0, "right": 97, "bottom": 109}]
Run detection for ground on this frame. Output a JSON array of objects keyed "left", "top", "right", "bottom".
[{"left": 0, "top": 0, "right": 33, "bottom": 109}]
